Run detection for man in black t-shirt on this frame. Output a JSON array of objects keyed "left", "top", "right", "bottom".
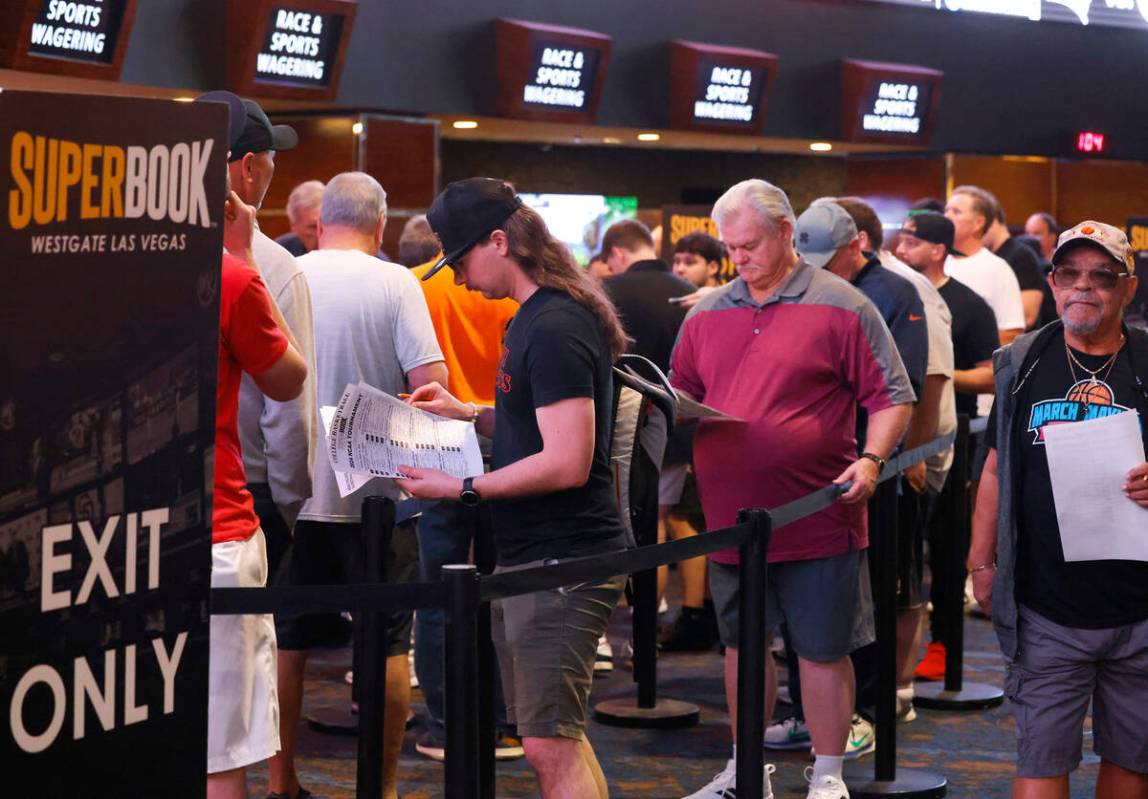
[
  {"left": 971, "top": 221, "right": 1148, "bottom": 797},
  {"left": 397, "top": 178, "right": 629, "bottom": 799}
]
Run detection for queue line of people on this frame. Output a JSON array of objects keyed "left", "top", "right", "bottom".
[{"left": 201, "top": 90, "right": 1148, "bottom": 799}]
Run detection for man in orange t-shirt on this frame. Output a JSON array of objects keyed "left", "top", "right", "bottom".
[{"left": 408, "top": 256, "right": 522, "bottom": 760}]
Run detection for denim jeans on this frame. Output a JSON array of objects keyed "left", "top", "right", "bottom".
[{"left": 414, "top": 500, "right": 510, "bottom": 740}]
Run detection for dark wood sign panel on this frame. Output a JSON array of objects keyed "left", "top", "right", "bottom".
[
  {"left": 495, "top": 18, "right": 612, "bottom": 124},
  {"left": 0, "top": 0, "right": 139, "bottom": 79},
  {"left": 840, "top": 59, "right": 943, "bottom": 145},
  {"left": 226, "top": 0, "right": 357, "bottom": 101},
  {"left": 668, "top": 41, "right": 778, "bottom": 135}
]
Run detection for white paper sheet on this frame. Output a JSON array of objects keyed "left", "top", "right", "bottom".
[
  {"left": 1044, "top": 409, "right": 1148, "bottom": 562},
  {"left": 675, "top": 391, "right": 742, "bottom": 422},
  {"left": 326, "top": 382, "right": 483, "bottom": 487},
  {"left": 320, "top": 405, "right": 370, "bottom": 498}
]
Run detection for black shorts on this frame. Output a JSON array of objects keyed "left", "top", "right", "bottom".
[
  {"left": 895, "top": 481, "right": 931, "bottom": 611},
  {"left": 275, "top": 518, "right": 419, "bottom": 656}
]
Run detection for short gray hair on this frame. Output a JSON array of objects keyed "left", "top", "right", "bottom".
[
  {"left": 398, "top": 214, "right": 441, "bottom": 267},
  {"left": 712, "top": 179, "right": 795, "bottom": 234},
  {"left": 285, "top": 179, "right": 324, "bottom": 224},
  {"left": 321, "top": 172, "right": 388, "bottom": 234}
]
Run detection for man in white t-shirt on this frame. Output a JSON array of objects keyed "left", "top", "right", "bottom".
[
  {"left": 944, "top": 187, "right": 1025, "bottom": 346},
  {"left": 267, "top": 172, "right": 447, "bottom": 799}
]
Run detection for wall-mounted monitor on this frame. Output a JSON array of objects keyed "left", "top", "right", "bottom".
[
  {"left": 496, "top": 19, "right": 612, "bottom": 125},
  {"left": 226, "top": 0, "right": 357, "bottom": 101},
  {"left": 520, "top": 193, "right": 637, "bottom": 266},
  {"left": 841, "top": 59, "right": 943, "bottom": 145},
  {"left": 668, "top": 41, "right": 778, "bottom": 136},
  {"left": 0, "top": 0, "right": 139, "bottom": 79}
]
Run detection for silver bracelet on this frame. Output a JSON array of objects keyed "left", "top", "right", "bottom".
[{"left": 969, "top": 562, "right": 995, "bottom": 573}]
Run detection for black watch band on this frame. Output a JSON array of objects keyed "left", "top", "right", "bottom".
[
  {"left": 860, "top": 451, "right": 886, "bottom": 472},
  {"left": 459, "top": 476, "right": 481, "bottom": 507}
]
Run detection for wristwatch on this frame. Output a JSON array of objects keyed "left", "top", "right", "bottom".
[
  {"left": 459, "top": 476, "right": 481, "bottom": 507},
  {"left": 860, "top": 451, "right": 887, "bottom": 472}
]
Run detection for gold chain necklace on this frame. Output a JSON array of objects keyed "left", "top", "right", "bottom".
[{"left": 1065, "top": 333, "right": 1124, "bottom": 386}]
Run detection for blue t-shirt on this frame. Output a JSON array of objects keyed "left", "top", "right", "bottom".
[{"left": 854, "top": 255, "right": 928, "bottom": 401}]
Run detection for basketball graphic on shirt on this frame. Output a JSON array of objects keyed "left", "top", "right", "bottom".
[{"left": 1066, "top": 380, "right": 1114, "bottom": 406}]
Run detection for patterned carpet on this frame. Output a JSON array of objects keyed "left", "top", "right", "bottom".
[{"left": 247, "top": 606, "right": 1102, "bottom": 798}]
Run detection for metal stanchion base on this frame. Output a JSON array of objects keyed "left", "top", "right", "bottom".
[
  {"left": 914, "top": 681, "right": 1004, "bottom": 711},
  {"left": 845, "top": 765, "right": 947, "bottom": 798},
  {"left": 305, "top": 707, "right": 359, "bottom": 735},
  {"left": 592, "top": 698, "right": 699, "bottom": 729}
]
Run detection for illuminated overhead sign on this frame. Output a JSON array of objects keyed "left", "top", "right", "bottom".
[
  {"left": 863, "top": 0, "right": 1148, "bottom": 29},
  {"left": 0, "top": 0, "right": 139, "bottom": 79},
  {"left": 226, "top": 0, "right": 357, "bottom": 101},
  {"left": 841, "top": 59, "right": 943, "bottom": 144},
  {"left": 668, "top": 41, "right": 779, "bottom": 135},
  {"left": 496, "top": 19, "right": 612, "bottom": 124}
]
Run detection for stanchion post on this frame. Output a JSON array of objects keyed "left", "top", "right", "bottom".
[
  {"left": 356, "top": 496, "right": 395, "bottom": 799},
  {"left": 734, "top": 508, "right": 772, "bottom": 797},
  {"left": 633, "top": 492, "right": 659, "bottom": 709},
  {"left": 443, "top": 564, "right": 481, "bottom": 799},
  {"left": 915, "top": 414, "right": 1003, "bottom": 711},
  {"left": 473, "top": 508, "right": 497, "bottom": 799},
  {"left": 943, "top": 415, "right": 969, "bottom": 693},
  {"left": 871, "top": 477, "right": 899, "bottom": 782}
]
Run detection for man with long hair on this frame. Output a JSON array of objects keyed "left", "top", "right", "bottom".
[{"left": 397, "top": 177, "right": 629, "bottom": 799}]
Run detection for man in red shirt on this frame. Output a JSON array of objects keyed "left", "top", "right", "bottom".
[{"left": 201, "top": 90, "right": 309, "bottom": 799}]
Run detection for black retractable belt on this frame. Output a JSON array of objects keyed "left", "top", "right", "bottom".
[{"left": 916, "top": 415, "right": 1005, "bottom": 711}]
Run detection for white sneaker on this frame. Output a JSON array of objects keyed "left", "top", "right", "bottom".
[
  {"left": 810, "top": 715, "right": 874, "bottom": 760},
  {"left": 659, "top": 596, "right": 670, "bottom": 615},
  {"left": 409, "top": 650, "right": 419, "bottom": 688},
  {"left": 804, "top": 768, "right": 850, "bottom": 799},
  {"left": 682, "top": 759, "right": 774, "bottom": 799},
  {"left": 764, "top": 716, "right": 812, "bottom": 750},
  {"left": 775, "top": 685, "right": 792, "bottom": 705},
  {"left": 595, "top": 634, "right": 614, "bottom": 673},
  {"left": 896, "top": 686, "right": 916, "bottom": 723}
]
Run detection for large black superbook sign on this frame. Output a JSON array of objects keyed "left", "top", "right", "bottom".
[{"left": 0, "top": 91, "right": 227, "bottom": 797}]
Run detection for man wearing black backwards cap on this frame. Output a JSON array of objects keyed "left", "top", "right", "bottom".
[
  {"left": 971, "top": 221, "right": 1148, "bottom": 797},
  {"left": 397, "top": 178, "right": 630, "bottom": 799},
  {"left": 895, "top": 212, "right": 1000, "bottom": 681},
  {"left": 226, "top": 99, "right": 317, "bottom": 591}
]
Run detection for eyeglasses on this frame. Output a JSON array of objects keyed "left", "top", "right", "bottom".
[{"left": 1051, "top": 266, "right": 1129, "bottom": 290}]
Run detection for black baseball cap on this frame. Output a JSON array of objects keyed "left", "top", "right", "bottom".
[
  {"left": 900, "top": 211, "right": 965, "bottom": 257},
  {"left": 423, "top": 177, "right": 524, "bottom": 281},
  {"left": 229, "top": 98, "right": 298, "bottom": 162},
  {"left": 194, "top": 90, "right": 247, "bottom": 153}
]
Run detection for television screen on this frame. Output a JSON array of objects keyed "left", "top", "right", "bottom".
[{"left": 519, "top": 193, "right": 638, "bottom": 266}]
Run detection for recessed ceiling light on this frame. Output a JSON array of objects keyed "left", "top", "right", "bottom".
[
  {"left": 809, "top": 141, "right": 833, "bottom": 152},
  {"left": 173, "top": 96, "right": 194, "bottom": 102},
  {"left": 602, "top": 137, "right": 622, "bottom": 144},
  {"left": 351, "top": 122, "right": 364, "bottom": 135},
  {"left": 452, "top": 120, "right": 479, "bottom": 130},
  {"left": 637, "top": 132, "right": 661, "bottom": 142}
]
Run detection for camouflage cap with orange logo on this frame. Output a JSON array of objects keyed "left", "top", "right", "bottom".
[{"left": 1052, "top": 220, "right": 1135, "bottom": 274}]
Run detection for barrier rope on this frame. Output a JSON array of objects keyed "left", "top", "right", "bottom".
[{"left": 212, "top": 425, "right": 971, "bottom": 615}]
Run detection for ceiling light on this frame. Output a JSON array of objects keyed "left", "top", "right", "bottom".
[
  {"left": 173, "top": 96, "right": 194, "bottom": 102},
  {"left": 602, "top": 137, "right": 622, "bottom": 144},
  {"left": 637, "top": 132, "right": 661, "bottom": 142},
  {"left": 809, "top": 142, "right": 833, "bottom": 152},
  {"left": 452, "top": 120, "right": 479, "bottom": 130},
  {"left": 352, "top": 122, "right": 364, "bottom": 135}
]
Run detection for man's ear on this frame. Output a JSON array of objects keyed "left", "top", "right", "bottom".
[
  {"left": 374, "top": 214, "right": 387, "bottom": 248},
  {"left": 490, "top": 229, "right": 510, "bottom": 255}
]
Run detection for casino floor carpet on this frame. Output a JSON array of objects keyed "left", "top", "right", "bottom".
[{"left": 246, "top": 606, "right": 1101, "bottom": 798}]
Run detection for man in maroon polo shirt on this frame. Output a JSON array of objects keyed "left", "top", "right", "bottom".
[{"left": 675, "top": 179, "right": 914, "bottom": 799}]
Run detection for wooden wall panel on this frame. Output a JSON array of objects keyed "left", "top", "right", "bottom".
[
  {"left": 842, "top": 156, "right": 946, "bottom": 224},
  {"left": 361, "top": 117, "right": 440, "bottom": 211},
  {"left": 1055, "top": 161, "right": 1148, "bottom": 229},
  {"left": 949, "top": 154, "right": 1054, "bottom": 226}
]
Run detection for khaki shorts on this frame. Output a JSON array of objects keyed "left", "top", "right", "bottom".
[
  {"left": 208, "top": 530, "right": 280, "bottom": 773},
  {"left": 491, "top": 561, "right": 626, "bottom": 740}
]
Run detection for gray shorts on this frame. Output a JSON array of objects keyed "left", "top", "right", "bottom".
[
  {"left": 709, "top": 550, "right": 874, "bottom": 662},
  {"left": 491, "top": 561, "right": 626, "bottom": 740},
  {"left": 1007, "top": 606, "right": 1148, "bottom": 778}
]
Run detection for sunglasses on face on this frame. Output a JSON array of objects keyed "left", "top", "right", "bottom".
[{"left": 1051, "top": 265, "right": 1130, "bottom": 290}]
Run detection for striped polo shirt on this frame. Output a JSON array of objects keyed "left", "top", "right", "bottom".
[{"left": 669, "top": 259, "right": 914, "bottom": 564}]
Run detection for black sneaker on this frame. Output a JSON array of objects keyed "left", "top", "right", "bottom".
[
  {"left": 658, "top": 606, "right": 718, "bottom": 652},
  {"left": 495, "top": 732, "right": 525, "bottom": 760}
]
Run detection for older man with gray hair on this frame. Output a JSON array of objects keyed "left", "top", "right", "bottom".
[
  {"left": 267, "top": 172, "right": 447, "bottom": 799},
  {"left": 672, "top": 179, "right": 914, "bottom": 799},
  {"left": 276, "top": 179, "right": 325, "bottom": 256}
]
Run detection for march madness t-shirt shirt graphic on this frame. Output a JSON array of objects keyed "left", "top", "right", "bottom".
[{"left": 1027, "top": 378, "right": 1132, "bottom": 444}]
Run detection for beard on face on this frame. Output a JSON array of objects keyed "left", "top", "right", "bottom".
[{"left": 1061, "top": 290, "right": 1104, "bottom": 335}]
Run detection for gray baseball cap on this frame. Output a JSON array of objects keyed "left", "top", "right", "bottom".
[{"left": 794, "top": 202, "right": 858, "bottom": 269}]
